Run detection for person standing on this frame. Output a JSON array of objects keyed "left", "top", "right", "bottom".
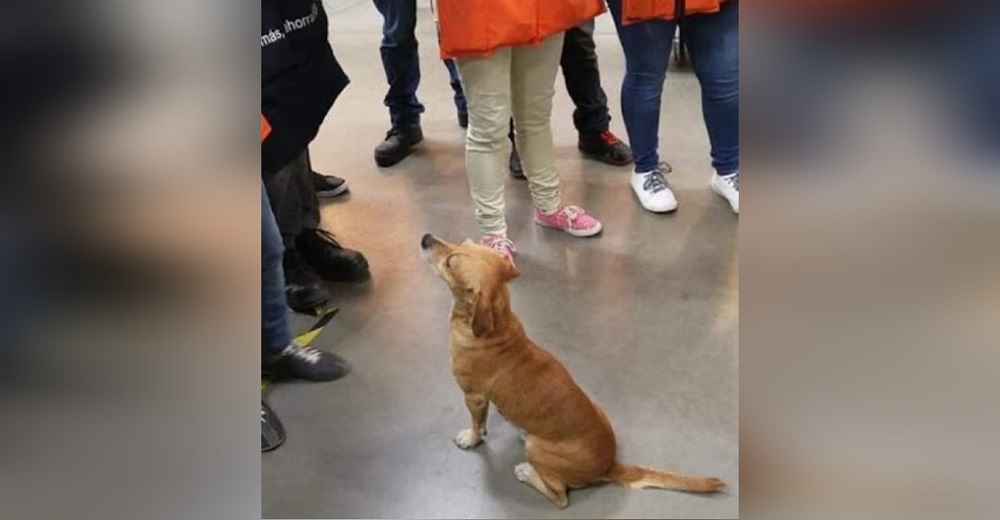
[
  {"left": 607, "top": 0, "right": 739, "bottom": 214},
  {"left": 508, "top": 20, "right": 633, "bottom": 177},
  {"left": 371, "top": 0, "right": 468, "bottom": 167},
  {"left": 263, "top": 0, "right": 371, "bottom": 313},
  {"left": 438, "top": 0, "right": 607, "bottom": 266},
  {"left": 261, "top": 117, "right": 349, "bottom": 452}
]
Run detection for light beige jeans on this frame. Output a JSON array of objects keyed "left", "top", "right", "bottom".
[{"left": 456, "top": 33, "right": 565, "bottom": 237}]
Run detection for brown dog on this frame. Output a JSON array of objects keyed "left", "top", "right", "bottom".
[{"left": 420, "top": 234, "right": 725, "bottom": 508}]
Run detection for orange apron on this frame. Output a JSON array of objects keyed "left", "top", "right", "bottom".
[
  {"left": 435, "top": 0, "right": 605, "bottom": 59},
  {"left": 621, "top": 0, "right": 724, "bottom": 24}
]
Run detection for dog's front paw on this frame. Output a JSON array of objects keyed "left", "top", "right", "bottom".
[{"left": 453, "top": 429, "right": 483, "bottom": 450}]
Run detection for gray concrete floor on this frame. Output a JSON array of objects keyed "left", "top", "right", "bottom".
[{"left": 263, "top": 3, "right": 738, "bottom": 518}]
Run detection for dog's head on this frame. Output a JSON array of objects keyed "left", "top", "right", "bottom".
[{"left": 420, "top": 233, "right": 519, "bottom": 337}]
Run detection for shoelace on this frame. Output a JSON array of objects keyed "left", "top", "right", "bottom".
[
  {"left": 311, "top": 228, "right": 342, "bottom": 248},
  {"left": 281, "top": 344, "right": 322, "bottom": 365},
  {"left": 485, "top": 236, "right": 515, "bottom": 256},
  {"left": 642, "top": 170, "right": 668, "bottom": 194},
  {"left": 724, "top": 173, "right": 738, "bottom": 191},
  {"left": 561, "top": 205, "right": 584, "bottom": 224}
]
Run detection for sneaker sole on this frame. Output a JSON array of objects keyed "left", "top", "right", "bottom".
[
  {"left": 632, "top": 190, "right": 678, "bottom": 213},
  {"left": 316, "top": 183, "right": 349, "bottom": 198},
  {"left": 534, "top": 218, "right": 603, "bottom": 237},
  {"left": 710, "top": 182, "right": 739, "bottom": 214}
]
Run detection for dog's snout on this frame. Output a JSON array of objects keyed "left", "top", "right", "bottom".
[{"left": 421, "top": 233, "right": 435, "bottom": 250}]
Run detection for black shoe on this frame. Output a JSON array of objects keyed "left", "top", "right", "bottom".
[
  {"left": 509, "top": 142, "right": 525, "bottom": 180},
  {"left": 297, "top": 228, "right": 370, "bottom": 282},
  {"left": 312, "top": 171, "right": 349, "bottom": 198},
  {"left": 262, "top": 343, "right": 351, "bottom": 382},
  {"left": 458, "top": 111, "right": 468, "bottom": 129},
  {"left": 578, "top": 130, "right": 634, "bottom": 166},
  {"left": 283, "top": 249, "right": 332, "bottom": 313},
  {"left": 374, "top": 126, "right": 423, "bottom": 167},
  {"left": 261, "top": 400, "right": 286, "bottom": 452}
]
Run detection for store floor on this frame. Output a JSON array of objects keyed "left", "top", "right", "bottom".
[{"left": 263, "top": 3, "right": 738, "bottom": 518}]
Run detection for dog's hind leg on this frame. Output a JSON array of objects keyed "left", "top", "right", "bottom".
[{"left": 514, "top": 462, "right": 568, "bottom": 508}]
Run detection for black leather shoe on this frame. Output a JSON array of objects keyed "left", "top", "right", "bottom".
[
  {"left": 312, "top": 171, "right": 349, "bottom": 198},
  {"left": 374, "top": 126, "right": 423, "bottom": 167},
  {"left": 509, "top": 142, "right": 525, "bottom": 179},
  {"left": 578, "top": 130, "right": 634, "bottom": 166},
  {"left": 297, "top": 229, "right": 370, "bottom": 282},
  {"left": 283, "top": 249, "right": 331, "bottom": 313},
  {"left": 261, "top": 400, "right": 285, "bottom": 452}
]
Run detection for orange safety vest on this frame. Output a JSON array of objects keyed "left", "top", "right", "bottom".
[
  {"left": 261, "top": 115, "right": 271, "bottom": 143},
  {"left": 436, "top": 0, "right": 605, "bottom": 59},
  {"left": 621, "top": 0, "right": 725, "bottom": 24}
]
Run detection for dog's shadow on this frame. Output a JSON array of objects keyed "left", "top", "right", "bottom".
[{"left": 466, "top": 410, "right": 628, "bottom": 518}]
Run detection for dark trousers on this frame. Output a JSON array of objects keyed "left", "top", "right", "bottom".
[
  {"left": 262, "top": 149, "right": 320, "bottom": 249},
  {"left": 560, "top": 21, "right": 612, "bottom": 134},
  {"left": 372, "top": 0, "right": 466, "bottom": 127}
]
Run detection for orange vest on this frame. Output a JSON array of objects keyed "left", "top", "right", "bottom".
[
  {"left": 621, "top": 0, "right": 724, "bottom": 24},
  {"left": 261, "top": 115, "right": 271, "bottom": 143},
  {"left": 436, "top": 0, "right": 605, "bottom": 59}
]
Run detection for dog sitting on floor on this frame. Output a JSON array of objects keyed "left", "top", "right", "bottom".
[{"left": 420, "top": 234, "right": 724, "bottom": 508}]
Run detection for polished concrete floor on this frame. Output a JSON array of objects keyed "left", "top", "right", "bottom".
[{"left": 262, "top": 3, "right": 738, "bottom": 518}]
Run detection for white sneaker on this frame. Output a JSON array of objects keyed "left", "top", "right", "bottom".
[
  {"left": 631, "top": 163, "right": 677, "bottom": 213},
  {"left": 710, "top": 172, "right": 739, "bottom": 214}
]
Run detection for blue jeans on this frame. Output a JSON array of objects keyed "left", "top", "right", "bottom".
[
  {"left": 372, "top": 0, "right": 466, "bottom": 126},
  {"left": 607, "top": 0, "right": 739, "bottom": 174},
  {"left": 262, "top": 183, "right": 290, "bottom": 356}
]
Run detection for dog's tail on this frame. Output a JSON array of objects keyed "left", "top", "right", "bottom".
[{"left": 609, "top": 461, "right": 725, "bottom": 493}]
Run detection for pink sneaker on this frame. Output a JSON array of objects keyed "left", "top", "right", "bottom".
[
  {"left": 533, "top": 205, "right": 603, "bottom": 237},
  {"left": 481, "top": 235, "right": 517, "bottom": 267}
]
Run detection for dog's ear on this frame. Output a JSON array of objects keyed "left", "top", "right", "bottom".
[{"left": 469, "top": 287, "right": 495, "bottom": 337}]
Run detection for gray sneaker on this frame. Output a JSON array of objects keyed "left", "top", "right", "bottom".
[{"left": 262, "top": 343, "right": 350, "bottom": 382}]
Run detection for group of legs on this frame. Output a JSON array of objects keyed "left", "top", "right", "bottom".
[
  {"left": 261, "top": 0, "right": 740, "bottom": 449},
  {"left": 371, "top": 0, "right": 739, "bottom": 266}
]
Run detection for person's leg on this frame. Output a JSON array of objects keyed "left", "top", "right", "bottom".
[
  {"left": 264, "top": 150, "right": 331, "bottom": 312},
  {"left": 262, "top": 183, "right": 291, "bottom": 358},
  {"left": 509, "top": 34, "right": 564, "bottom": 214},
  {"left": 512, "top": 33, "right": 602, "bottom": 237},
  {"left": 372, "top": 0, "right": 424, "bottom": 166},
  {"left": 606, "top": 0, "right": 674, "bottom": 174},
  {"left": 682, "top": 1, "right": 739, "bottom": 213},
  {"left": 560, "top": 22, "right": 610, "bottom": 135},
  {"left": 683, "top": 2, "right": 739, "bottom": 177},
  {"left": 372, "top": 0, "right": 423, "bottom": 128},
  {"left": 263, "top": 150, "right": 311, "bottom": 249},
  {"left": 607, "top": 0, "right": 678, "bottom": 213},
  {"left": 263, "top": 184, "right": 349, "bottom": 383},
  {"left": 444, "top": 59, "right": 468, "bottom": 126},
  {"left": 292, "top": 153, "right": 371, "bottom": 282},
  {"left": 562, "top": 21, "right": 634, "bottom": 165},
  {"left": 456, "top": 48, "right": 514, "bottom": 240}
]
